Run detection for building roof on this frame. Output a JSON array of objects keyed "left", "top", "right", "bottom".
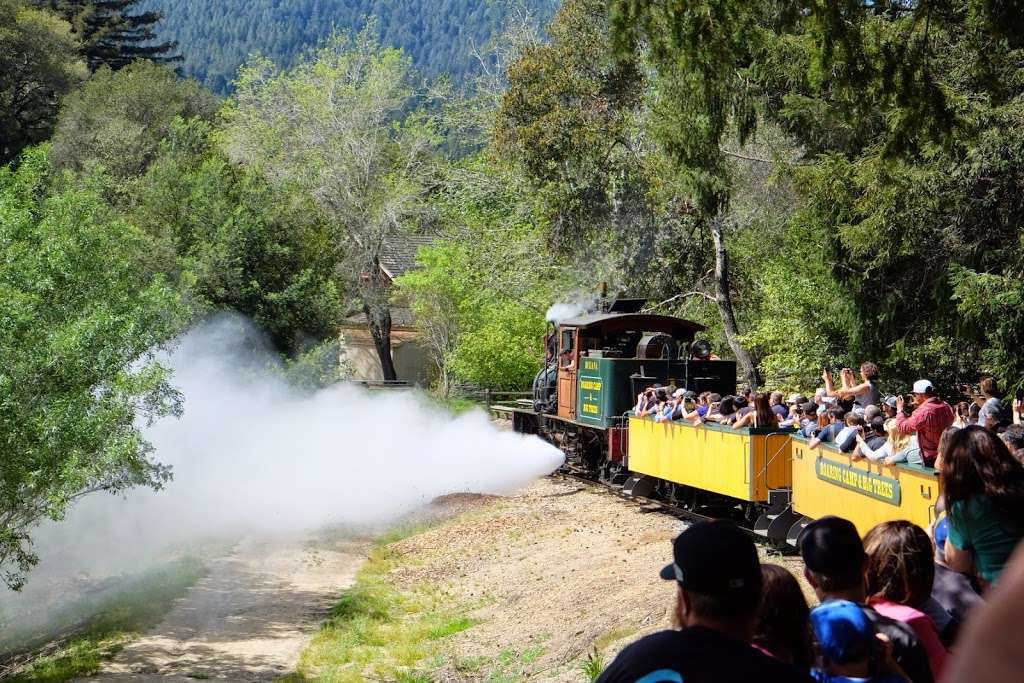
[
  {"left": 379, "top": 234, "right": 437, "bottom": 280},
  {"left": 559, "top": 312, "right": 706, "bottom": 339}
]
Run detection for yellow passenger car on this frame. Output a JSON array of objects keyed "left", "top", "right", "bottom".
[
  {"left": 627, "top": 418, "right": 793, "bottom": 507},
  {"left": 790, "top": 437, "right": 941, "bottom": 539}
]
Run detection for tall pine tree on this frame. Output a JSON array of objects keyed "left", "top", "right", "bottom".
[{"left": 32, "top": 0, "right": 178, "bottom": 71}]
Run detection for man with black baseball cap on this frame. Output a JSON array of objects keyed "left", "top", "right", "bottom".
[
  {"left": 598, "top": 520, "right": 812, "bottom": 683},
  {"left": 800, "top": 516, "right": 934, "bottom": 683}
]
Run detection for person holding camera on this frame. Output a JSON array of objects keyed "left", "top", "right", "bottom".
[
  {"left": 895, "top": 380, "right": 954, "bottom": 467},
  {"left": 964, "top": 377, "right": 1010, "bottom": 430}
]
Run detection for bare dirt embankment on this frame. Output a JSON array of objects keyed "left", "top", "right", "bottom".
[
  {"left": 75, "top": 535, "right": 366, "bottom": 682},
  {"left": 383, "top": 477, "right": 803, "bottom": 681}
]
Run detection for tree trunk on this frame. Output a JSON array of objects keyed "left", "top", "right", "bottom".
[
  {"left": 364, "top": 304, "right": 398, "bottom": 382},
  {"left": 709, "top": 213, "right": 761, "bottom": 390}
]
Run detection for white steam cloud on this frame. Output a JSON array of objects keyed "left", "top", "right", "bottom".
[
  {"left": 545, "top": 294, "right": 597, "bottom": 324},
  {"left": 3, "top": 314, "right": 562, "bottom": 605}
]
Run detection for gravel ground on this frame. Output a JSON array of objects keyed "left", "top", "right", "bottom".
[{"left": 387, "top": 476, "right": 807, "bottom": 682}]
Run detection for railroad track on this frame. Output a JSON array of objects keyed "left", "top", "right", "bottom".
[{"left": 550, "top": 468, "right": 794, "bottom": 554}]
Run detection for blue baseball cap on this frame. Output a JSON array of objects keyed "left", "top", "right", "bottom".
[
  {"left": 933, "top": 517, "right": 949, "bottom": 550},
  {"left": 810, "top": 600, "right": 877, "bottom": 664}
]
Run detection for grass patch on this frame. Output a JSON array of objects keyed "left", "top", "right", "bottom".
[
  {"left": 292, "top": 534, "right": 479, "bottom": 682},
  {"left": 580, "top": 647, "right": 605, "bottom": 683},
  {"left": 1, "top": 556, "right": 207, "bottom": 682},
  {"left": 594, "top": 626, "right": 637, "bottom": 651}
]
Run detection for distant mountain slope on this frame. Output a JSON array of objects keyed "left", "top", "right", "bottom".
[{"left": 144, "top": 0, "right": 558, "bottom": 94}]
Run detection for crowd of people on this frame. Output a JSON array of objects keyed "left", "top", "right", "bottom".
[
  {"left": 598, "top": 510, "right": 1024, "bottom": 682},
  {"left": 606, "top": 364, "right": 1024, "bottom": 682},
  {"left": 632, "top": 363, "right": 1024, "bottom": 466}
]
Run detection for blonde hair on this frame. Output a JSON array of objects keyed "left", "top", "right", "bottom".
[{"left": 885, "top": 418, "right": 911, "bottom": 452}]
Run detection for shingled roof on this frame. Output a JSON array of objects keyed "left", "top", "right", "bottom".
[{"left": 378, "top": 234, "right": 437, "bottom": 280}]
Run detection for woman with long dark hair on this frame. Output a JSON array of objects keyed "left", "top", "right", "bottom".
[
  {"left": 753, "top": 564, "right": 814, "bottom": 669},
  {"left": 940, "top": 425, "right": 1024, "bottom": 588},
  {"left": 732, "top": 393, "right": 778, "bottom": 430}
]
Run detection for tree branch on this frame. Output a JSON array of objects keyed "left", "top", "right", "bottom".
[{"left": 644, "top": 291, "right": 716, "bottom": 312}]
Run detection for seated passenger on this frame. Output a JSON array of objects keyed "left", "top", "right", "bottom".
[
  {"left": 862, "top": 404, "right": 882, "bottom": 423},
  {"left": 728, "top": 396, "right": 752, "bottom": 425},
  {"left": 768, "top": 391, "right": 790, "bottom": 421},
  {"left": 634, "top": 388, "right": 653, "bottom": 415},
  {"left": 940, "top": 425, "right": 1024, "bottom": 589},
  {"left": 882, "top": 396, "right": 899, "bottom": 419},
  {"left": 733, "top": 393, "right": 779, "bottom": 430},
  {"left": 704, "top": 395, "right": 737, "bottom": 424},
  {"left": 800, "top": 402, "right": 820, "bottom": 437},
  {"left": 864, "top": 417, "right": 888, "bottom": 450},
  {"left": 809, "top": 407, "right": 848, "bottom": 449},
  {"left": 863, "top": 521, "right": 949, "bottom": 680},
  {"left": 809, "top": 600, "right": 907, "bottom": 683},
  {"left": 854, "top": 419, "right": 921, "bottom": 466},
  {"left": 754, "top": 564, "right": 814, "bottom": 669},
  {"left": 685, "top": 392, "right": 718, "bottom": 422},
  {"left": 835, "top": 414, "right": 865, "bottom": 453}
]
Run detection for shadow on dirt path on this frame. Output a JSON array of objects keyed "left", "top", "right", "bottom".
[{"left": 74, "top": 535, "right": 364, "bottom": 681}]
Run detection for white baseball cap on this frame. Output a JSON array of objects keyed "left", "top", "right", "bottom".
[
  {"left": 912, "top": 379, "right": 934, "bottom": 394},
  {"left": 673, "top": 388, "right": 686, "bottom": 398}
]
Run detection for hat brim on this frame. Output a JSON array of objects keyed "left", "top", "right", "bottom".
[{"left": 659, "top": 563, "right": 676, "bottom": 581}]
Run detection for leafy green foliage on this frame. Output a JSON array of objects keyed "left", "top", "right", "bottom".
[
  {"left": 130, "top": 118, "right": 342, "bottom": 355},
  {"left": 140, "top": 0, "right": 558, "bottom": 94},
  {"left": 50, "top": 60, "right": 216, "bottom": 179},
  {"left": 222, "top": 28, "right": 442, "bottom": 380},
  {"left": 0, "top": 0, "right": 86, "bottom": 164},
  {"left": 396, "top": 157, "right": 578, "bottom": 391},
  {"left": 0, "top": 148, "right": 188, "bottom": 589}
]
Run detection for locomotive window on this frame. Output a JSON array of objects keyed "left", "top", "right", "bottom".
[{"left": 560, "top": 330, "right": 575, "bottom": 367}]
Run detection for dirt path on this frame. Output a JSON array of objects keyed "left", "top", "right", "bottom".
[
  {"left": 380, "top": 477, "right": 808, "bottom": 682},
  {"left": 77, "top": 535, "right": 365, "bottom": 682}
]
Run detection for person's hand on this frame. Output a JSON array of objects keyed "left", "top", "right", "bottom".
[
  {"left": 883, "top": 456, "right": 896, "bottom": 466},
  {"left": 1014, "top": 398, "right": 1023, "bottom": 415},
  {"left": 821, "top": 368, "right": 831, "bottom": 381},
  {"left": 896, "top": 395, "right": 905, "bottom": 413}
]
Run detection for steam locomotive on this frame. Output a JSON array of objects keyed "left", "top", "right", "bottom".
[{"left": 499, "top": 299, "right": 941, "bottom": 543}]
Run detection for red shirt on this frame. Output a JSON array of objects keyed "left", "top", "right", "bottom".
[{"left": 896, "top": 397, "right": 955, "bottom": 463}]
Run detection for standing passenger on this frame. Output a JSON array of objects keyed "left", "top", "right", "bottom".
[{"left": 895, "top": 381, "right": 954, "bottom": 466}]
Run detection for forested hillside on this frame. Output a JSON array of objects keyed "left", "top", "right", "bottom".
[{"left": 142, "top": 0, "right": 557, "bottom": 93}]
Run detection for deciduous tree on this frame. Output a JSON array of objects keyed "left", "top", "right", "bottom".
[
  {"left": 221, "top": 30, "right": 440, "bottom": 381},
  {"left": 0, "top": 0, "right": 86, "bottom": 164},
  {"left": 50, "top": 60, "right": 216, "bottom": 179},
  {"left": 0, "top": 148, "right": 187, "bottom": 589}
]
